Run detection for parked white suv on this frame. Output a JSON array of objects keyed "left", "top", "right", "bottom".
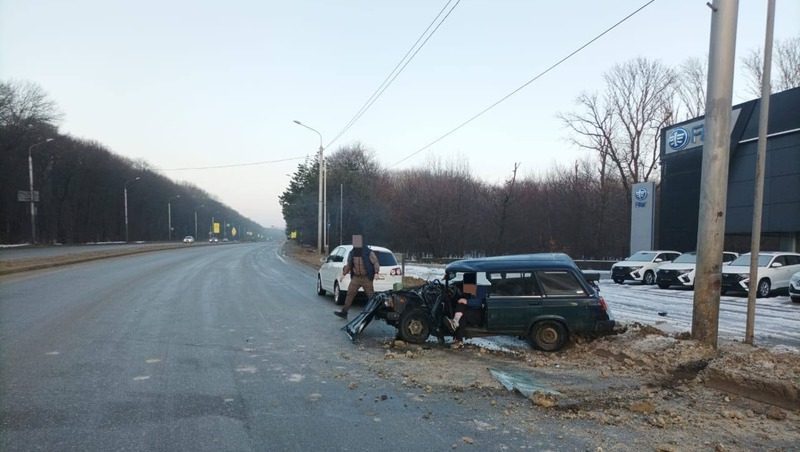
[
  {"left": 721, "top": 252, "right": 800, "bottom": 298},
  {"left": 611, "top": 250, "right": 681, "bottom": 285},
  {"left": 656, "top": 251, "right": 738, "bottom": 289},
  {"left": 317, "top": 245, "right": 402, "bottom": 305}
]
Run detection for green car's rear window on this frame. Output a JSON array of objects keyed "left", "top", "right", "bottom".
[{"left": 537, "top": 271, "right": 586, "bottom": 296}]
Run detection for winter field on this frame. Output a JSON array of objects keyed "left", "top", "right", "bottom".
[{"left": 403, "top": 264, "right": 800, "bottom": 351}]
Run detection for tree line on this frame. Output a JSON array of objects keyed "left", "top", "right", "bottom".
[
  {"left": 0, "top": 81, "right": 265, "bottom": 244},
  {"left": 283, "top": 44, "right": 799, "bottom": 259}
]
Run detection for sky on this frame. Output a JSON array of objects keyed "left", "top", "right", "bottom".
[{"left": 2, "top": 0, "right": 798, "bottom": 228}]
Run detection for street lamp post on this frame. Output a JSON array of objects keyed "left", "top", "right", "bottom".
[
  {"left": 293, "top": 120, "right": 325, "bottom": 254},
  {"left": 194, "top": 204, "right": 205, "bottom": 240},
  {"left": 168, "top": 195, "right": 181, "bottom": 241},
  {"left": 124, "top": 176, "right": 141, "bottom": 242},
  {"left": 27, "top": 138, "right": 54, "bottom": 244}
]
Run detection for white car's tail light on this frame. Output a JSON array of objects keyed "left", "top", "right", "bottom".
[{"left": 390, "top": 267, "right": 403, "bottom": 276}]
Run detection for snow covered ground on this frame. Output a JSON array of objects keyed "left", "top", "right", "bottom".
[{"left": 403, "top": 264, "right": 800, "bottom": 350}]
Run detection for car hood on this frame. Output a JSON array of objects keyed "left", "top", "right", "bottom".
[
  {"left": 613, "top": 262, "right": 648, "bottom": 268},
  {"left": 342, "top": 293, "right": 387, "bottom": 341},
  {"left": 658, "top": 263, "right": 695, "bottom": 271},
  {"left": 722, "top": 265, "right": 752, "bottom": 274}
]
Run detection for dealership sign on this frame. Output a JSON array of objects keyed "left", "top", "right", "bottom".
[{"left": 664, "top": 108, "right": 741, "bottom": 154}]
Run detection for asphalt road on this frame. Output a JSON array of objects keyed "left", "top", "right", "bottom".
[{"left": 0, "top": 242, "right": 598, "bottom": 451}]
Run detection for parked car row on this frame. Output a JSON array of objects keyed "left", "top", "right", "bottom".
[{"left": 612, "top": 249, "right": 800, "bottom": 300}]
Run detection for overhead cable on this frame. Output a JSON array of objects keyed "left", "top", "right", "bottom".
[
  {"left": 158, "top": 155, "right": 308, "bottom": 171},
  {"left": 391, "top": 0, "right": 657, "bottom": 168},
  {"left": 325, "top": 0, "right": 461, "bottom": 149}
]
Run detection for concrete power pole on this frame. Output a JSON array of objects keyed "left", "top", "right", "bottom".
[
  {"left": 692, "top": 0, "right": 739, "bottom": 348},
  {"left": 745, "top": 0, "right": 776, "bottom": 345}
]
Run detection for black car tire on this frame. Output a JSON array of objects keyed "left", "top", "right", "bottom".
[
  {"left": 530, "top": 320, "right": 568, "bottom": 352},
  {"left": 657, "top": 281, "right": 670, "bottom": 289},
  {"left": 756, "top": 279, "right": 771, "bottom": 298},
  {"left": 333, "top": 282, "right": 346, "bottom": 305},
  {"left": 316, "top": 276, "right": 326, "bottom": 296},
  {"left": 643, "top": 271, "right": 655, "bottom": 285},
  {"left": 398, "top": 308, "right": 431, "bottom": 344}
]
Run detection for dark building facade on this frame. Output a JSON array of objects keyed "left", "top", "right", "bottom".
[{"left": 659, "top": 86, "right": 800, "bottom": 253}]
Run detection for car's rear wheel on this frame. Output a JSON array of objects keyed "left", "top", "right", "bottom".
[
  {"left": 333, "top": 282, "right": 346, "bottom": 305},
  {"left": 643, "top": 271, "right": 655, "bottom": 285},
  {"left": 657, "top": 281, "right": 670, "bottom": 289},
  {"left": 756, "top": 278, "right": 771, "bottom": 298},
  {"left": 398, "top": 308, "right": 431, "bottom": 344},
  {"left": 316, "top": 275, "right": 326, "bottom": 296},
  {"left": 529, "top": 320, "right": 568, "bottom": 352}
]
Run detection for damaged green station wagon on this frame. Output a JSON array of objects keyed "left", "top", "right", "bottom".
[{"left": 344, "top": 253, "right": 615, "bottom": 351}]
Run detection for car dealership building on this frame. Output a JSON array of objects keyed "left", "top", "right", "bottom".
[{"left": 658, "top": 86, "right": 800, "bottom": 253}]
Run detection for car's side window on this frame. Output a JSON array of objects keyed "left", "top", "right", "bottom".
[
  {"left": 536, "top": 271, "right": 586, "bottom": 296},
  {"left": 669, "top": 253, "right": 680, "bottom": 261},
  {"left": 655, "top": 253, "right": 667, "bottom": 262},
  {"left": 773, "top": 256, "right": 788, "bottom": 267},
  {"left": 785, "top": 255, "right": 800, "bottom": 266},
  {"left": 487, "top": 272, "right": 542, "bottom": 296}
]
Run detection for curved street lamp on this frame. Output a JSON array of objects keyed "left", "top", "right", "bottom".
[
  {"left": 293, "top": 120, "right": 326, "bottom": 254},
  {"left": 124, "top": 176, "right": 142, "bottom": 242},
  {"left": 28, "top": 138, "right": 54, "bottom": 244}
]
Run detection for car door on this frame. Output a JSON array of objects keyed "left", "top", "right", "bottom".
[
  {"left": 778, "top": 255, "right": 800, "bottom": 288},
  {"left": 771, "top": 255, "right": 790, "bottom": 288},
  {"left": 322, "top": 247, "right": 344, "bottom": 291},
  {"left": 534, "top": 269, "right": 593, "bottom": 330},
  {"left": 485, "top": 272, "right": 541, "bottom": 334}
]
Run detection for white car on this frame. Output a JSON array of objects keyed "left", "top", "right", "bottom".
[
  {"left": 611, "top": 250, "right": 681, "bottom": 285},
  {"left": 721, "top": 252, "right": 800, "bottom": 298},
  {"left": 789, "top": 271, "right": 800, "bottom": 303},
  {"left": 656, "top": 251, "right": 738, "bottom": 289},
  {"left": 182, "top": 235, "right": 195, "bottom": 243},
  {"left": 316, "top": 245, "right": 403, "bottom": 305}
]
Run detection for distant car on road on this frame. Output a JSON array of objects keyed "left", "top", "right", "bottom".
[
  {"left": 317, "top": 245, "right": 402, "bottom": 305},
  {"left": 656, "top": 251, "right": 738, "bottom": 289},
  {"left": 721, "top": 252, "right": 800, "bottom": 297},
  {"left": 209, "top": 236, "right": 219, "bottom": 243},
  {"left": 611, "top": 250, "right": 681, "bottom": 285},
  {"left": 790, "top": 271, "right": 800, "bottom": 303},
  {"left": 182, "top": 236, "right": 195, "bottom": 243}
]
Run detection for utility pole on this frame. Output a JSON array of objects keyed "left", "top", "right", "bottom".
[
  {"left": 293, "top": 120, "right": 325, "bottom": 254},
  {"left": 745, "top": 0, "right": 775, "bottom": 345},
  {"left": 27, "top": 138, "right": 53, "bottom": 244},
  {"left": 692, "top": 0, "right": 739, "bottom": 348}
]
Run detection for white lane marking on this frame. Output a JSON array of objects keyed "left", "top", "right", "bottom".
[
  {"left": 276, "top": 250, "right": 287, "bottom": 264},
  {"left": 133, "top": 375, "right": 151, "bottom": 381},
  {"left": 45, "top": 351, "right": 60, "bottom": 355},
  {"left": 288, "top": 373, "right": 305, "bottom": 383},
  {"left": 308, "top": 393, "right": 322, "bottom": 402},
  {"left": 145, "top": 358, "right": 161, "bottom": 364},
  {"left": 236, "top": 366, "right": 258, "bottom": 374},
  {"left": 224, "top": 398, "right": 235, "bottom": 403}
]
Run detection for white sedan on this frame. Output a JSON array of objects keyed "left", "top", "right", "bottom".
[{"left": 317, "top": 245, "right": 402, "bottom": 305}]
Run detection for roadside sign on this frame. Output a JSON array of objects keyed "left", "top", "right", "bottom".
[
  {"left": 213, "top": 222, "right": 220, "bottom": 234},
  {"left": 290, "top": 231, "right": 297, "bottom": 239},
  {"left": 17, "top": 190, "right": 40, "bottom": 202},
  {"left": 231, "top": 227, "right": 237, "bottom": 237}
]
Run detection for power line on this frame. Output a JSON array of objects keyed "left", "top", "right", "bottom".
[
  {"left": 391, "top": 0, "right": 658, "bottom": 168},
  {"left": 158, "top": 155, "right": 308, "bottom": 171},
  {"left": 325, "top": 0, "right": 461, "bottom": 149}
]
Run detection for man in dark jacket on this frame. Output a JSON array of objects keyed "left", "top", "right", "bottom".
[{"left": 334, "top": 235, "right": 380, "bottom": 319}]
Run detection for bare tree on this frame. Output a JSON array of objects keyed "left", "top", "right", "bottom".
[
  {"left": 0, "top": 81, "right": 61, "bottom": 128},
  {"left": 560, "top": 57, "right": 677, "bottom": 195},
  {"left": 677, "top": 57, "right": 707, "bottom": 119},
  {"left": 742, "top": 36, "right": 800, "bottom": 98}
]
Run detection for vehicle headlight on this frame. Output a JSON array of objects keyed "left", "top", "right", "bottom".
[{"left": 628, "top": 266, "right": 643, "bottom": 272}]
